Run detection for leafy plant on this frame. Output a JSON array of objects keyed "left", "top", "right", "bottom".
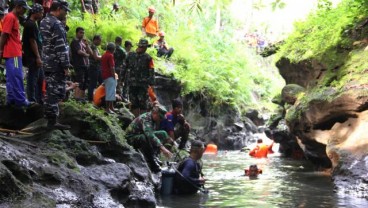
[{"left": 66, "top": 0, "right": 284, "bottom": 112}]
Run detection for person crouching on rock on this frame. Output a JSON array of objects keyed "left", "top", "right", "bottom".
[
  {"left": 126, "top": 104, "right": 173, "bottom": 173},
  {"left": 160, "top": 99, "right": 191, "bottom": 150}
]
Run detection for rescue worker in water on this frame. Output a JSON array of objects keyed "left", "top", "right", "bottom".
[
  {"left": 245, "top": 164, "right": 262, "bottom": 178},
  {"left": 249, "top": 138, "right": 274, "bottom": 158}
]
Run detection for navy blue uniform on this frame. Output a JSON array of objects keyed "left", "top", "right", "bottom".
[{"left": 40, "top": 13, "right": 70, "bottom": 122}]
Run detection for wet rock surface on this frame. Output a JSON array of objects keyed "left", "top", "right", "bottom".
[
  {"left": 276, "top": 50, "right": 368, "bottom": 198},
  {"left": 0, "top": 101, "right": 156, "bottom": 207}
]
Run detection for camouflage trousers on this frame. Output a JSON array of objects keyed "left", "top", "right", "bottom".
[
  {"left": 129, "top": 86, "right": 149, "bottom": 110},
  {"left": 127, "top": 130, "right": 169, "bottom": 150},
  {"left": 127, "top": 130, "right": 169, "bottom": 160},
  {"left": 44, "top": 71, "right": 66, "bottom": 121}
]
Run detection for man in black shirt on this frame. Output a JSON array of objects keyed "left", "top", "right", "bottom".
[
  {"left": 23, "top": 3, "right": 44, "bottom": 103},
  {"left": 70, "top": 27, "right": 90, "bottom": 101}
]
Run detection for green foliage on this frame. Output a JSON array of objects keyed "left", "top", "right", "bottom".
[
  {"left": 66, "top": 0, "right": 284, "bottom": 111},
  {"left": 271, "top": 0, "right": 286, "bottom": 11},
  {"left": 277, "top": 0, "right": 368, "bottom": 68}
]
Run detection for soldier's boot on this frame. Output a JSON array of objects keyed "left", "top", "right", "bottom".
[
  {"left": 154, "top": 156, "right": 163, "bottom": 166},
  {"left": 47, "top": 118, "right": 71, "bottom": 130},
  {"left": 147, "top": 155, "right": 161, "bottom": 173}
]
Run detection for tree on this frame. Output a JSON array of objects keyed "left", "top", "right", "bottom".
[{"left": 271, "top": 0, "right": 286, "bottom": 11}]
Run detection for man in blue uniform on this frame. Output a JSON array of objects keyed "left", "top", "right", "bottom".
[{"left": 40, "top": 0, "right": 71, "bottom": 130}]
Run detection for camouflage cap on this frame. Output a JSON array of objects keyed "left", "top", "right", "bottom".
[
  {"left": 137, "top": 38, "right": 152, "bottom": 47},
  {"left": 31, "top": 3, "right": 44, "bottom": 13},
  {"left": 152, "top": 105, "right": 167, "bottom": 119}
]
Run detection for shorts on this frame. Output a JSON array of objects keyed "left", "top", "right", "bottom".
[{"left": 104, "top": 77, "right": 117, "bottom": 101}]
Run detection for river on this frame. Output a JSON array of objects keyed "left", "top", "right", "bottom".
[{"left": 157, "top": 151, "right": 368, "bottom": 208}]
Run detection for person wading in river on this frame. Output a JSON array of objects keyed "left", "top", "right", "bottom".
[
  {"left": 249, "top": 138, "right": 274, "bottom": 158},
  {"left": 174, "top": 140, "right": 206, "bottom": 194}
]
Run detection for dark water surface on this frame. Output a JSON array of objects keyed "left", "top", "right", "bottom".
[{"left": 157, "top": 151, "right": 368, "bottom": 208}]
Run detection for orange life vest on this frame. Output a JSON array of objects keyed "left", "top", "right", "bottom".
[
  {"left": 204, "top": 144, "right": 218, "bottom": 155},
  {"left": 93, "top": 85, "right": 105, "bottom": 107},
  {"left": 249, "top": 144, "right": 270, "bottom": 158}
]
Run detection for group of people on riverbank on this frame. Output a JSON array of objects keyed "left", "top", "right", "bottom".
[{"left": 0, "top": 0, "right": 202, "bottom": 195}]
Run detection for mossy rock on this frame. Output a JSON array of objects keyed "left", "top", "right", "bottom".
[
  {"left": 60, "top": 101, "right": 128, "bottom": 146},
  {"left": 0, "top": 163, "right": 29, "bottom": 201},
  {"left": 281, "top": 84, "right": 305, "bottom": 105},
  {"left": 266, "top": 106, "right": 285, "bottom": 129},
  {"left": 271, "top": 93, "right": 284, "bottom": 106}
]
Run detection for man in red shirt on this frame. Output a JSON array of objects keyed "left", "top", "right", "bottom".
[
  {"left": 0, "top": 0, "right": 31, "bottom": 107},
  {"left": 101, "top": 42, "right": 116, "bottom": 114}
]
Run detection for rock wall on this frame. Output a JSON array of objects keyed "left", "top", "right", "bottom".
[
  {"left": 0, "top": 101, "right": 156, "bottom": 207},
  {"left": 155, "top": 74, "right": 264, "bottom": 150},
  {"left": 275, "top": 52, "right": 368, "bottom": 198}
]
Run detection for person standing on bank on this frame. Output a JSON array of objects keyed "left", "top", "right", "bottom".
[
  {"left": 101, "top": 42, "right": 116, "bottom": 114},
  {"left": 23, "top": 3, "right": 44, "bottom": 104},
  {"left": 126, "top": 38, "right": 154, "bottom": 117},
  {"left": 142, "top": 6, "right": 159, "bottom": 38},
  {"left": 70, "top": 27, "right": 90, "bottom": 101},
  {"left": 87, "top": 34, "right": 102, "bottom": 102},
  {"left": 0, "top": 0, "right": 31, "bottom": 107},
  {"left": 114, "top": 36, "right": 126, "bottom": 97},
  {"left": 40, "top": 0, "right": 71, "bottom": 130}
]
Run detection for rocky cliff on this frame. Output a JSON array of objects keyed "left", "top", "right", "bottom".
[
  {"left": 0, "top": 73, "right": 266, "bottom": 207},
  {"left": 274, "top": 46, "right": 368, "bottom": 198},
  {"left": 0, "top": 90, "right": 156, "bottom": 207}
]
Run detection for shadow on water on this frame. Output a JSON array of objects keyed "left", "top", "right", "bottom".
[{"left": 157, "top": 151, "right": 368, "bottom": 208}]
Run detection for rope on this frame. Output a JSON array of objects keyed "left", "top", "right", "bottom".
[{"left": 169, "top": 161, "right": 209, "bottom": 194}]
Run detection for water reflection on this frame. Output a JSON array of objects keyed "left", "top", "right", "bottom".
[{"left": 158, "top": 151, "right": 368, "bottom": 208}]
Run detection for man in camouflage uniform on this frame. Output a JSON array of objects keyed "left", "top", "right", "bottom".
[
  {"left": 126, "top": 105, "right": 173, "bottom": 173},
  {"left": 114, "top": 36, "right": 126, "bottom": 98},
  {"left": 126, "top": 38, "right": 154, "bottom": 117},
  {"left": 40, "top": 0, "right": 71, "bottom": 130}
]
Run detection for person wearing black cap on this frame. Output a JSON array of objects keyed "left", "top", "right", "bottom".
[
  {"left": 174, "top": 140, "right": 206, "bottom": 194},
  {"left": 121, "top": 40, "right": 132, "bottom": 101},
  {"left": 126, "top": 38, "right": 155, "bottom": 117},
  {"left": 161, "top": 99, "right": 191, "bottom": 149},
  {"left": 126, "top": 104, "right": 173, "bottom": 173},
  {"left": 114, "top": 36, "right": 126, "bottom": 99},
  {"left": 40, "top": 0, "right": 71, "bottom": 130},
  {"left": 124, "top": 40, "right": 133, "bottom": 53},
  {"left": 23, "top": 3, "right": 44, "bottom": 104},
  {"left": 0, "top": 0, "right": 32, "bottom": 107}
]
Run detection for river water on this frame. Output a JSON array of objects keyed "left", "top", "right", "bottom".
[{"left": 157, "top": 151, "right": 368, "bottom": 208}]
